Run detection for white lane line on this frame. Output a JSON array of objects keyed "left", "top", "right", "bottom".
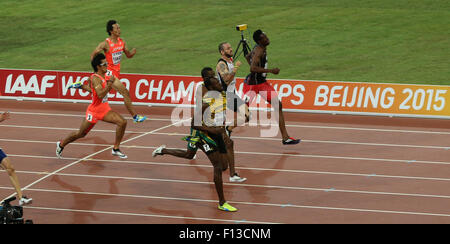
[
  {"left": 3, "top": 124, "right": 450, "bottom": 150},
  {"left": 5, "top": 169, "right": 450, "bottom": 198},
  {"left": 9, "top": 111, "right": 172, "bottom": 122},
  {"left": 23, "top": 206, "right": 280, "bottom": 224},
  {"left": 7, "top": 153, "right": 450, "bottom": 187},
  {"left": 9, "top": 111, "right": 450, "bottom": 135},
  {"left": 0, "top": 119, "right": 189, "bottom": 202},
  {"left": 3, "top": 138, "right": 450, "bottom": 166},
  {"left": 3, "top": 187, "right": 449, "bottom": 219}
]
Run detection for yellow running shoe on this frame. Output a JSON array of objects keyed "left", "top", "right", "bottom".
[{"left": 218, "top": 202, "right": 237, "bottom": 212}]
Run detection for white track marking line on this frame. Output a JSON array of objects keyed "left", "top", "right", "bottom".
[
  {"left": 3, "top": 138, "right": 450, "bottom": 166},
  {"left": 4, "top": 169, "right": 450, "bottom": 199},
  {"left": 9, "top": 111, "right": 450, "bottom": 135},
  {"left": 3, "top": 124, "right": 450, "bottom": 149},
  {"left": 1, "top": 186, "right": 448, "bottom": 219},
  {"left": 22, "top": 206, "right": 280, "bottom": 224},
  {"left": 0, "top": 119, "right": 189, "bottom": 202},
  {"left": 9, "top": 111, "right": 172, "bottom": 122},
  {"left": 7, "top": 154, "right": 450, "bottom": 187}
]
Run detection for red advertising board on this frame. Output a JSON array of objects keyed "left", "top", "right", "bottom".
[{"left": 1, "top": 68, "right": 450, "bottom": 119}]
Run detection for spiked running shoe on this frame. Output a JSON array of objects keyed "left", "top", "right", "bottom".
[
  {"left": 19, "top": 196, "right": 33, "bottom": 206},
  {"left": 152, "top": 145, "right": 166, "bottom": 157},
  {"left": 112, "top": 148, "right": 127, "bottom": 159},
  {"left": 218, "top": 202, "right": 237, "bottom": 212},
  {"left": 56, "top": 141, "right": 64, "bottom": 158},
  {"left": 133, "top": 115, "right": 147, "bottom": 123},
  {"left": 282, "top": 137, "right": 301, "bottom": 145},
  {"left": 229, "top": 173, "right": 247, "bottom": 183}
]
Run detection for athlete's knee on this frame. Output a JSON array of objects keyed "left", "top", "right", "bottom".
[
  {"left": 222, "top": 160, "right": 228, "bottom": 172},
  {"left": 75, "top": 131, "right": 88, "bottom": 139},
  {"left": 3, "top": 162, "right": 15, "bottom": 175},
  {"left": 118, "top": 118, "right": 127, "bottom": 128}
]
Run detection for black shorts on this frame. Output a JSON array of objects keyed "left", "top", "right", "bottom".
[
  {"left": 226, "top": 91, "right": 245, "bottom": 113},
  {"left": 197, "top": 132, "right": 227, "bottom": 155},
  {"left": 0, "top": 148, "right": 7, "bottom": 163}
]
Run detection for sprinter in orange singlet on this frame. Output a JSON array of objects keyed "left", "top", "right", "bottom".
[
  {"left": 89, "top": 20, "right": 146, "bottom": 123},
  {"left": 57, "top": 53, "right": 128, "bottom": 159}
]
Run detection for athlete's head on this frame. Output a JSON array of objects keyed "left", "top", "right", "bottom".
[
  {"left": 253, "top": 29, "right": 270, "bottom": 46},
  {"left": 91, "top": 53, "right": 107, "bottom": 72},
  {"left": 218, "top": 42, "right": 233, "bottom": 58},
  {"left": 201, "top": 67, "right": 222, "bottom": 92},
  {"left": 201, "top": 67, "right": 215, "bottom": 80},
  {"left": 106, "top": 20, "right": 121, "bottom": 36},
  {"left": 206, "top": 76, "right": 223, "bottom": 92}
]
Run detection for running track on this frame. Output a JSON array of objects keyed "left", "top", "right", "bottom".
[{"left": 1, "top": 100, "right": 449, "bottom": 224}]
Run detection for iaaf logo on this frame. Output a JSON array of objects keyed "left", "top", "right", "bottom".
[
  {"left": 3, "top": 73, "right": 56, "bottom": 95},
  {"left": 1, "top": 72, "right": 129, "bottom": 99}
]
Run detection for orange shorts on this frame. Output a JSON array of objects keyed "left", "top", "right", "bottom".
[
  {"left": 86, "top": 103, "right": 111, "bottom": 124},
  {"left": 106, "top": 69, "right": 120, "bottom": 80}
]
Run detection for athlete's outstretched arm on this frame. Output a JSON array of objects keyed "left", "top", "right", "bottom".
[
  {"left": 92, "top": 75, "right": 114, "bottom": 99},
  {"left": 90, "top": 41, "right": 108, "bottom": 61},
  {"left": 216, "top": 61, "right": 241, "bottom": 86},
  {"left": 123, "top": 41, "right": 136, "bottom": 58},
  {"left": 249, "top": 47, "right": 279, "bottom": 74}
]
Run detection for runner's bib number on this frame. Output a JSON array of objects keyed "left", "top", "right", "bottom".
[
  {"left": 87, "top": 113, "right": 94, "bottom": 122},
  {"left": 112, "top": 51, "right": 123, "bottom": 65},
  {"left": 202, "top": 143, "right": 212, "bottom": 152}
]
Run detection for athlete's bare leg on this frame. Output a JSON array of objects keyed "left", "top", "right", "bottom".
[
  {"left": 161, "top": 148, "right": 196, "bottom": 159},
  {"left": 277, "top": 101, "right": 290, "bottom": 141},
  {"left": 205, "top": 151, "right": 227, "bottom": 206},
  {"left": 1, "top": 157, "right": 23, "bottom": 199},
  {"left": 60, "top": 119, "right": 95, "bottom": 147},
  {"left": 222, "top": 132, "right": 236, "bottom": 177},
  {"left": 112, "top": 79, "right": 138, "bottom": 118},
  {"left": 102, "top": 110, "right": 127, "bottom": 149}
]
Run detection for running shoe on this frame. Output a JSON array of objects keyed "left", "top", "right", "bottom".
[
  {"left": 133, "top": 115, "right": 147, "bottom": 123},
  {"left": 282, "top": 137, "right": 301, "bottom": 145},
  {"left": 56, "top": 141, "right": 64, "bottom": 158},
  {"left": 229, "top": 173, "right": 247, "bottom": 183},
  {"left": 152, "top": 145, "right": 166, "bottom": 157},
  {"left": 19, "top": 196, "right": 33, "bottom": 206},
  {"left": 112, "top": 148, "right": 127, "bottom": 159},
  {"left": 218, "top": 202, "right": 237, "bottom": 212},
  {"left": 67, "top": 81, "right": 83, "bottom": 89},
  {"left": 225, "top": 126, "right": 232, "bottom": 138}
]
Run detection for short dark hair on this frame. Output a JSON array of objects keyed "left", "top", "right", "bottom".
[
  {"left": 201, "top": 67, "right": 214, "bottom": 88},
  {"left": 91, "top": 53, "right": 106, "bottom": 72},
  {"left": 201, "top": 67, "right": 214, "bottom": 79},
  {"left": 106, "top": 20, "right": 117, "bottom": 36},
  {"left": 218, "top": 42, "right": 228, "bottom": 53},
  {"left": 253, "top": 29, "right": 264, "bottom": 43}
]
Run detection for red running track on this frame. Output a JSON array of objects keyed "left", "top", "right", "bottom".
[{"left": 1, "top": 100, "right": 450, "bottom": 223}]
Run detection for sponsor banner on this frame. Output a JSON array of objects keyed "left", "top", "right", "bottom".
[{"left": 1, "top": 68, "right": 449, "bottom": 119}]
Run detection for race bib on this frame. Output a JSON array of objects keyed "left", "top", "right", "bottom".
[
  {"left": 112, "top": 51, "right": 123, "bottom": 65},
  {"left": 87, "top": 113, "right": 94, "bottom": 122}
]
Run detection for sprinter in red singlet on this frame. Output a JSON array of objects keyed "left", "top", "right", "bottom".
[
  {"left": 244, "top": 29, "right": 300, "bottom": 145},
  {"left": 56, "top": 53, "right": 128, "bottom": 159},
  {"left": 89, "top": 20, "right": 146, "bottom": 123}
]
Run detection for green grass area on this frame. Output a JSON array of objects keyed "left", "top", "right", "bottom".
[{"left": 1, "top": 0, "right": 449, "bottom": 84}]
